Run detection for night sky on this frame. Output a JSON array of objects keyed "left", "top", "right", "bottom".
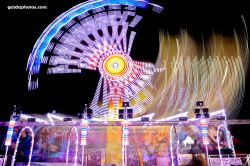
[{"left": 0, "top": 0, "right": 249, "bottom": 148}]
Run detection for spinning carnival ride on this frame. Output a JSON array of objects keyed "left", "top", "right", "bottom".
[
  {"left": 26, "top": 0, "right": 248, "bottom": 121},
  {"left": 27, "top": 0, "right": 164, "bottom": 120},
  {"left": 3, "top": 1, "right": 248, "bottom": 165}
]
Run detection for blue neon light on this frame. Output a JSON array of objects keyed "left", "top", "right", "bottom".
[{"left": 27, "top": 0, "right": 148, "bottom": 73}]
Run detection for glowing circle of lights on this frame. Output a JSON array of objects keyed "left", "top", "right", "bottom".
[
  {"left": 98, "top": 52, "right": 133, "bottom": 82},
  {"left": 104, "top": 55, "right": 127, "bottom": 76}
]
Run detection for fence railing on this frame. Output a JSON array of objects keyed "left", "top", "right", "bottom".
[
  {"left": 1, "top": 119, "right": 250, "bottom": 127},
  {"left": 209, "top": 154, "right": 250, "bottom": 166}
]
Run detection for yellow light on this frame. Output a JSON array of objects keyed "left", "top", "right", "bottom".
[{"left": 103, "top": 55, "right": 127, "bottom": 76}]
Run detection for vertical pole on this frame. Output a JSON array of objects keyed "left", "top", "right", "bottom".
[
  {"left": 81, "top": 120, "right": 88, "bottom": 166},
  {"left": 81, "top": 146, "right": 84, "bottom": 166},
  {"left": 122, "top": 145, "right": 124, "bottom": 166},
  {"left": 173, "top": 125, "right": 179, "bottom": 166},
  {"left": 86, "top": 155, "right": 88, "bottom": 166},
  {"left": 200, "top": 118, "right": 210, "bottom": 166},
  {"left": 205, "top": 144, "right": 209, "bottom": 166},
  {"left": 124, "top": 145, "right": 127, "bottom": 166},
  {"left": 122, "top": 120, "right": 128, "bottom": 166},
  {"left": 125, "top": 106, "right": 127, "bottom": 120},
  {"left": 3, "top": 146, "right": 9, "bottom": 166},
  {"left": 123, "top": 102, "right": 128, "bottom": 166},
  {"left": 170, "top": 125, "right": 175, "bottom": 166},
  {"left": 217, "top": 128, "right": 223, "bottom": 166},
  {"left": 227, "top": 131, "right": 237, "bottom": 165},
  {"left": 4, "top": 120, "right": 15, "bottom": 166},
  {"left": 198, "top": 104, "right": 210, "bottom": 166},
  {"left": 230, "top": 134, "right": 237, "bottom": 165}
]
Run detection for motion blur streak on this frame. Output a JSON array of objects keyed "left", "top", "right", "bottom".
[{"left": 146, "top": 31, "right": 248, "bottom": 120}]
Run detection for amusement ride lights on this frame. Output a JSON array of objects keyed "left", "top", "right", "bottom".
[
  {"left": 22, "top": 1, "right": 248, "bottom": 164},
  {"left": 11, "top": 126, "right": 35, "bottom": 166},
  {"left": 80, "top": 120, "right": 88, "bottom": 166},
  {"left": 3, "top": 120, "right": 15, "bottom": 166},
  {"left": 194, "top": 101, "right": 210, "bottom": 166},
  {"left": 216, "top": 124, "right": 237, "bottom": 166},
  {"left": 122, "top": 120, "right": 129, "bottom": 166},
  {"left": 20, "top": 114, "right": 48, "bottom": 123},
  {"left": 145, "top": 32, "right": 248, "bottom": 120},
  {"left": 66, "top": 126, "right": 79, "bottom": 166},
  {"left": 26, "top": 0, "right": 164, "bottom": 120}
]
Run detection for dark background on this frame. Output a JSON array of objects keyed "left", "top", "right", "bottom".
[{"left": 0, "top": 0, "right": 249, "bottom": 152}]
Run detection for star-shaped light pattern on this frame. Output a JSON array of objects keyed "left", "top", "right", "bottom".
[{"left": 26, "top": 0, "right": 164, "bottom": 120}]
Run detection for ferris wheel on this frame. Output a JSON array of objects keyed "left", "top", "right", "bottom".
[{"left": 27, "top": 0, "right": 164, "bottom": 120}]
